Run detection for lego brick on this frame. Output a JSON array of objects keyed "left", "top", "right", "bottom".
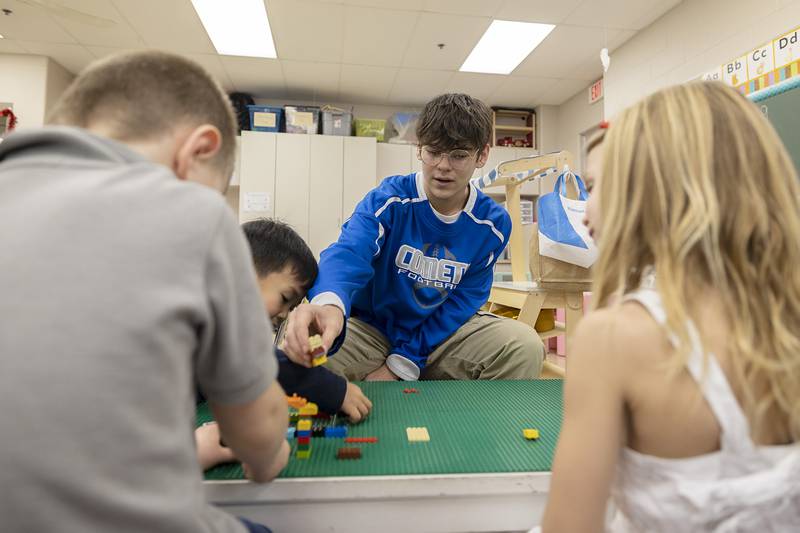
[
  {"left": 344, "top": 437, "right": 378, "bottom": 443},
  {"left": 403, "top": 388, "right": 418, "bottom": 394},
  {"left": 297, "top": 419, "right": 312, "bottom": 431},
  {"left": 406, "top": 427, "right": 430, "bottom": 442},
  {"left": 298, "top": 403, "right": 319, "bottom": 416},
  {"left": 523, "top": 428, "right": 540, "bottom": 440},
  {"left": 296, "top": 449, "right": 311, "bottom": 459},
  {"left": 296, "top": 436, "right": 310, "bottom": 445},
  {"left": 296, "top": 430, "right": 311, "bottom": 438},
  {"left": 311, "top": 354, "right": 328, "bottom": 367},
  {"left": 286, "top": 394, "right": 307, "bottom": 409},
  {"left": 324, "top": 426, "right": 348, "bottom": 438},
  {"left": 286, "top": 427, "right": 296, "bottom": 439},
  {"left": 336, "top": 447, "right": 362, "bottom": 460}
]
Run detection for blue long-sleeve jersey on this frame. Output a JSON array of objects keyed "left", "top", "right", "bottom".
[{"left": 308, "top": 172, "right": 511, "bottom": 380}]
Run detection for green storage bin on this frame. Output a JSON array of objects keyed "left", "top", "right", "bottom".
[{"left": 354, "top": 118, "right": 386, "bottom": 141}]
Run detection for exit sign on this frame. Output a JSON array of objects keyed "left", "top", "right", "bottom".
[{"left": 589, "top": 78, "right": 603, "bottom": 104}]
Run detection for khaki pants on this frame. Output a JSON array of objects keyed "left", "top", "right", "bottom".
[{"left": 324, "top": 313, "right": 544, "bottom": 381}]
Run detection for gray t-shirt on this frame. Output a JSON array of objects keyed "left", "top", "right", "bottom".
[{"left": 0, "top": 127, "right": 276, "bottom": 533}]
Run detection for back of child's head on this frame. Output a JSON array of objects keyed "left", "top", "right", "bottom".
[
  {"left": 416, "top": 93, "right": 492, "bottom": 152},
  {"left": 48, "top": 50, "right": 237, "bottom": 176},
  {"left": 242, "top": 218, "right": 318, "bottom": 292},
  {"left": 596, "top": 81, "right": 800, "bottom": 441}
]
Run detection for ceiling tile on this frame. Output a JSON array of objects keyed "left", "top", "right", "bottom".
[
  {"left": 86, "top": 45, "right": 139, "bottom": 59},
  {"left": 17, "top": 41, "right": 95, "bottom": 74},
  {"left": 487, "top": 76, "right": 559, "bottom": 107},
  {"left": 220, "top": 56, "right": 286, "bottom": 98},
  {"left": 388, "top": 68, "right": 453, "bottom": 105},
  {"left": 423, "top": 0, "right": 499, "bottom": 17},
  {"left": 40, "top": 0, "right": 144, "bottom": 48},
  {"left": 111, "top": 0, "right": 215, "bottom": 53},
  {"left": 339, "top": 0, "right": 424, "bottom": 10},
  {"left": 267, "top": 0, "right": 344, "bottom": 62},
  {"left": 342, "top": 6, "right": 419, "bottom": 66},
  {"left": 0, "top": 39, "right": 29, "bottom": 54},
  {"left": 565, "top": 0, "right": 667, "bottom": 30},
  {"left": 185, "top": 53, "right": 235, "bottom": 93},
  {"left": 282, "top": 61, "right": 341, "bottom": 101},
  {"left": 513, "top": 25, "right": 634, "bottom": 79},
  {"left": 338, "top": 64, "right": 397, "bottom": 103},
  {"left": 493, "top": 0, "right": 584, "bottom": 24},
  {"left": 0, "top": 1, "right": 77, "bottom": 43},
  {"left": 537, "top": 78, "right": 592, "bottom": 105},
  {"left": 402, "top": 12, "right": 490, "bottom": 70},
  {"left": 445, "top": 72, "right": 505, "bottom": 101}
]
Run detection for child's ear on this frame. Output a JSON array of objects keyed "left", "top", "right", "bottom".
[{"left": 476, "top": 143, "right": 490, "bottom": 168}]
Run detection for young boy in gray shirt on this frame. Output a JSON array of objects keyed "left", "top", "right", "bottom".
[{"left": 0, "top": 51, "right": 286, "bottom": 533}]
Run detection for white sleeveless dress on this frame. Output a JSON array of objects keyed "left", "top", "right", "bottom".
[{"left": 607, "top": 287, "right": 800, "bottom": 532}]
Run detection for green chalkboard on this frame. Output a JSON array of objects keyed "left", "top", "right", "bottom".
[{"left": 750, "top": 77, "right": 800, "bottom": 172}]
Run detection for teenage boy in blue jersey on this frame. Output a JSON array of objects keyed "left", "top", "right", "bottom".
[{"left": 283, "top": 93, "right": 544, "bottom": 381}]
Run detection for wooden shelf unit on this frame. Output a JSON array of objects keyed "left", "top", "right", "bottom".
[{"left": 492, "top": 108, "right": 535, "bottom": 148}]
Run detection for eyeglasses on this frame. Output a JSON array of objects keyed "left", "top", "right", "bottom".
[{"left": 418, "top": 146, "right": 479, "bottom": 170}]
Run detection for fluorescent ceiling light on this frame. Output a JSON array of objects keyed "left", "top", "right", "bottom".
[
  {"left": 191, "top": 0, "right": 277, "bottom": 58},
  {"left": 460, "top": 20, "right": 555, "bottom": 75}
]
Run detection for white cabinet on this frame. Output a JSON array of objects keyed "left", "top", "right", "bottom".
[
  {"left": 238, "top": 131, "right": 277, "bottom": 223},
  {"left": 376, "top": 144, "right": 413, "bottom": 185},
  {"left": 275, "top": 134, "right": 311, "bottom": 241},
  {"left": 342, "top": 137, "right": 377, "bottom": 222},
  {"left": 309, "top": 136, "right": 344, "bottom": 258}
]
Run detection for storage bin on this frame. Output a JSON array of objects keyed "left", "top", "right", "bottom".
[
  {"left": 285, "top": 105, "right": 320, "bottom": 134},
  {"left": 354, "top": 118, "right": 386, "bottom": 141},
  {"left": 321, "top": 106, "right": 352, "bottom": 136},
  {"left": 247, "top": 105, "right": 282, "bottom": 132}
]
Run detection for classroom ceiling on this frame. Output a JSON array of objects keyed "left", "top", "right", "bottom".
[{"left": 0, "top": 0, "right": 683, "bottom": 108}]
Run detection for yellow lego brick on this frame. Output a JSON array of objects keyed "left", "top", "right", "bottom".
[
  {"left": 311, "top": 354, "right": 328, "bottom": 367},
  {"left": 523, "top": 428, "right": 540, "bottom": 440},
  {"left": 406, "top": 427, "right": 430, "bottom": 442},
  {"left": 308, "top": 334, "right": 323, "bottom": 352},
  {"left": 296, "top": 449, "right": 311, "bottom": 459},
  {"left": 298, "top": 403, "right": 318, "bottom": 416},
  {"left": 297, "top": 419, "right": 312, "bottom": 431}
]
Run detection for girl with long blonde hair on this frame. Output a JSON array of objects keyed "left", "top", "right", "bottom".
[{"left": 540, "top": 82, "right": 800, "bottom": 532}]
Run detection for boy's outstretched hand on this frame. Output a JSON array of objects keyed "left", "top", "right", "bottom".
[
  {"left": 195, "top": 422, "right": 236, "bottom": 471},
  {"left": 341, "top": 382, "right": 373, "bottom": 423},
  {"left": 283, "top": 303, "right": 344, "bottom": 367}
]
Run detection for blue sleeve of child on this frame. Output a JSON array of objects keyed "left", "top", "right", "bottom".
[{"left": 275, "top": 348, "right": 346, "bottom": 413}]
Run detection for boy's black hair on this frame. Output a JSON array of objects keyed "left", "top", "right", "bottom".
[
  {"left": 416, "top": 93, "right": 493, "bottom": 152},
  {"left": 241, "top": 219, "right": 318, "bottom": 291}
]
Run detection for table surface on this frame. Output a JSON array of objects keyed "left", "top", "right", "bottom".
[{"left": 198, "top": 380, "right": 563, "bottom": 480}]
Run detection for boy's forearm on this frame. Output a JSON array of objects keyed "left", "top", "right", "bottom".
[{"left": 210, "top": 381, "right": 288, "bottom": 477}]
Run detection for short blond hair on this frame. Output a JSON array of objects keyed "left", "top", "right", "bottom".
[
  {"left": 48, "top": 50, "right": 237, "bottom": 175},
  {"left": 595, "top": 81, "right": 800, "bottom": 441}
]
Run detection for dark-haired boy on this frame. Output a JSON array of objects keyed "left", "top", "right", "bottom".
[
  {"left": 283, "top": 93, "right": 544, "bottom": 381},
  {"left": 196, "top": 219, "right": 372, "bottom": 470}
]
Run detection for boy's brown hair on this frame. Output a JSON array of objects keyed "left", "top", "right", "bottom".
[
  {"left": 48, "top": 50, "right": 237, "bottom": 176},
  {"left": 416, "top": 93, "right": 493, "bottom": 152}
]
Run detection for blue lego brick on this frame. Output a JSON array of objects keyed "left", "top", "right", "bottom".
[
  {"left": 286, "top": 427, "right": 296, "bottom": 439},
  {"left": 324, "top": 426, "right": 348, "bottom": 438},
  {"left": 296, "top": 429, "right": 312, "bottom": 438}
]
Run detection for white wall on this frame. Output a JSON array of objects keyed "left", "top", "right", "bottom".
[
  {"left": 0, "top": 54, "right": 74, "bottom": 130},
  {"left": 534, "top": 104, "right": 559, "bottom": 153},
  {"left": 605, "top": 0, "right": 800, "bottom": 117},
  {"left": 556, "top": 84, "right": 604, "bottom": 174},
  {"left": 0, "top": 54, "right": 48, "bottom": 130},
  {"left": 44, "top": 58, "right": 75, "bottom": 121}
]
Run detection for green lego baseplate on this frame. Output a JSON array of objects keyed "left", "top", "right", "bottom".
[{"left": 198, "top": 379, "right": 563, "bottom": 480}]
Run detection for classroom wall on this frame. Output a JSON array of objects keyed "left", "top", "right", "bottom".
[
  {"left": 0, "top": 54, "right": 48, "bottom": 130},
  {"left": 0, "top": 54, "right": 74, "bottom": 130},
  {"left": 556, "top": 84, "right": 604, "bottom": 174},
  {"left": 534, "top": 104, "right": 559, "bottom": 154},
  {"left": 604, "top": 0, "right": 800, "bottom": 117},
  {"left": 44, "top": 58, "right": 75, "bottom": 121}
]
